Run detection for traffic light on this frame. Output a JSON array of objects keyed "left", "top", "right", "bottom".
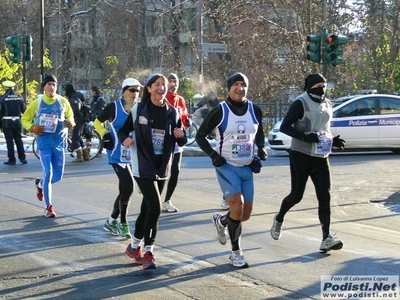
[
  {"left": 306, "top": 35, "right": 321, "bottom": 63},
  {"left": 332, "top": 35, "right": 348, "bottom": 66},
  {"left": 5, "top": 36, "right": 22, "bottom": 63},
  {"left": 325, "top": 34, "right": 336, "bottom": 63},
  {"left": 24, "top": 35, "right": 33, "bottom": 62},
  {"left": 324, "top": 34, "right": 349, "bottom": 66}
]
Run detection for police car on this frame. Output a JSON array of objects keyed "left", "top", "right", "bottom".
[{"left": 268, "top": 94, "right": 400, "bottom": 153}]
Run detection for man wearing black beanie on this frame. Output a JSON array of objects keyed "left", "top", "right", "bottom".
[
  {"left": 227, "top": 72, "right": 249, "bottom": 91},
  {"left": 270, "top": 73, "right": 346, "bottom": 252},
  {"left": 64, "top": 83, "right": 88, "bottom": 162},
  {"left": 42, "top": 74, "right": 58, "bottom": 88},
  {"left": 195, "top": 72, "right": 268, "bottom": 268},
  {"left": 21, "top": 74, "right": 75, "bottom": 218}
]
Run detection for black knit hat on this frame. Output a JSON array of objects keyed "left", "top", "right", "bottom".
[
  {"left": 304, "top": 73, "right": 326, "bottom": 91},
  {"left": 65, "top": 83, "right": 75, "bottom": 97},
  {"left": 227, "top": 73, "right": 249, "bottom": 90},
  {"left": 42, "top": 74, "right": 57, "bottom": 88}
]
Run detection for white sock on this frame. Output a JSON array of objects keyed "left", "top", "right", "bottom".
[
  {"left": 131, "top": 236, "right": 142, "bottom": 249},
  {"left": 108, "top": 217, "right": 116, "bottom": 224},
  {"left": 144, "top": 245, "right": 154, "bottom": 254}
]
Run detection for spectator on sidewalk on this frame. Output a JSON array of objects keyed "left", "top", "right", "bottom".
[
  {"left": 90, "top": 86, "right": 105, "bottom": 121},
  {"left": 65, "top": 83, "right": 88, "bottom": 162},
  {"left": 21, "top": 74, "right": 75, "bottom": 218},
  {"left": 0, "top": 80, "right": 27, "bottom": 165}
]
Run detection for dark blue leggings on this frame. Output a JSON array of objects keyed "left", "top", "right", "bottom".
[{"left": 71, "top": 123, "right": 84, "bottom": 150}]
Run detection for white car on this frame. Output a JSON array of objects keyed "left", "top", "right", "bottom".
[
  {"left": 268, "top": 94, "right": 400, "bottom": 154},
  {"left": 267, "top": 120, "right": 291, "bottom": 151}
]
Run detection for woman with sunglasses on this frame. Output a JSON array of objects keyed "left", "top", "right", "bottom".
[
  {"left": 118, "top": 73, "right": 187, "bottom": 269},
  {"left": 94, "top": 78, "right": 142, "bottom": 239}
]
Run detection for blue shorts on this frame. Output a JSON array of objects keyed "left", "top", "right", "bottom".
[{"left": 215, "top": 163, "right": 254, "bottom": 203}]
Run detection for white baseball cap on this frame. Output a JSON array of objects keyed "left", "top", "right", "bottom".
[{"left": 121, "top": 78, "right": 143, "bottom": 89}]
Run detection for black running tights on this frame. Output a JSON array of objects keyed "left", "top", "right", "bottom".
[
  {"left": 276, "top": 150, "right": 332, "bottom": 239},
  {"left": 110, "top": 164, "right": 134, "bottom": 223},
  {"left": 133, "top": 177, "right": 165, "bottom": 246}
]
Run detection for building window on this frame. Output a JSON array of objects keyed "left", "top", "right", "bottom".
[
  {"left": 185, "top": 8, "right": 197, "bottom": 32},
  {"left": 146, "top": 14, "right": 165, "bottom": 35},
  {"left": 277, "top": 46, "right": 290, "bottom": 64}
]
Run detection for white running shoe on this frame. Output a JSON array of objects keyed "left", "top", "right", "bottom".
[
  {"left": 211, "top": 212, "right": 227, "bottom": 245},
  {"left": 320, "top": 234, "right": 343, "bottom": 252},
  {"left": 220, "top": 198, "right": 229, "bottom": 210},
  {"left": 270, "top": 214, "right": 284, "bottom": 240},
  {"left": 162, "top": 200, "right": 178, "bottom": 213},
  {"left": 229, "top": 250, "right": 249, "bottom": 268}
]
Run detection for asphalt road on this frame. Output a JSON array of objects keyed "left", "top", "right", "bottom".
[{"left": 0, "top": 146, "right": 399, "bottom": 300}]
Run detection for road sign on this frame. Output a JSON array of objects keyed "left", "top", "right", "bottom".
[{"left": 201, "top": 43, "right": 228, "bottom": 53}]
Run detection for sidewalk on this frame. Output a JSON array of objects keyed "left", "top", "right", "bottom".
[{"left": 0, "top": 133, "right": 35, "bottom": 154}]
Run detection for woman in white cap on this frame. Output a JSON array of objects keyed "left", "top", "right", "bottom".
[
  {"left": 118, "top": 73, "right": 187, "bottom": 270},
  {"left": 94, "top": 78, "right": 142, "bottom": 239}
]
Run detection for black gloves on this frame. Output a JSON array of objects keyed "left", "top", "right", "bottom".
[
  {"left": 103, "top": 132, "right": 113, "bottom": 150},
  {"left": 332, "top": 135, "right": 346, "bottom": 150},
  {"left": 210, "top": 150, "right": 226, "bottom": 167},
  {"left": 303, "top": 132, "right": 320, "bottom": 143},
  {"left": 257, "top": 147, "right": 268, "bottom": 161}
]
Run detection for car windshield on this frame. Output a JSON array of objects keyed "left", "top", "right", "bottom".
[{"left": 331, "top": 96, "right": 356, "bottom": 108}]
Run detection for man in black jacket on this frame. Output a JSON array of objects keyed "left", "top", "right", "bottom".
[
  {"left": 90, "top": 86, "right": 105, "bottom": 120},
  {"left": 0, "top": 80, "right": 27, "bottom": 165},
  {"left": 65, "top": 83, "right": 89, "bottom": 162}
]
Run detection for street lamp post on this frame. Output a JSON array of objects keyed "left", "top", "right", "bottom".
[
  {"left": 40, "top": 0, "right": 44, "bottom": 84},
  {"left": 197, "top": 0, "right": 203, "bottom": 95}
]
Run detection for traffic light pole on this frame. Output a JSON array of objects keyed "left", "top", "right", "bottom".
[
  {"left": 23, "top": 21, "right": 27, "bottom": 105},
  {"left": 322, "top": 27, "right": 328, "bottom": 78},
  {"left": 22, "top": 46, "right": 27, "bottom": 105},
  {"left": 197, "top": 0, "right": 204, "bottom": 95}
]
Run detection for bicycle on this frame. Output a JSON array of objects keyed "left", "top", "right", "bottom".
[
  {"left": 32, "top": 122, "right": 103, "bottom": 160},
  {"left": 185, "top": 107, "right": 215, "bottom": 146}
]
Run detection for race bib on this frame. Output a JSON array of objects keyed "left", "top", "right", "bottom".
[
  {"left": 39, "top": 114, "right": 58, "bottom": 133},
  {"left": 231, "top": 134, "right": 252, "bottom": 159},
  {"left": 152, "top": 129, "right": 165, "bottom": 155},
  {"left": 315, "top": 134, "right": 333, "bottom": 155},
  {"left": 120, "top": 146, "right": 131, "bottom": 162}
]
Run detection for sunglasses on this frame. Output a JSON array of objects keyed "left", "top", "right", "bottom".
[{"left": 128, "top": 88, "right": 140, "bottom": 93}]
